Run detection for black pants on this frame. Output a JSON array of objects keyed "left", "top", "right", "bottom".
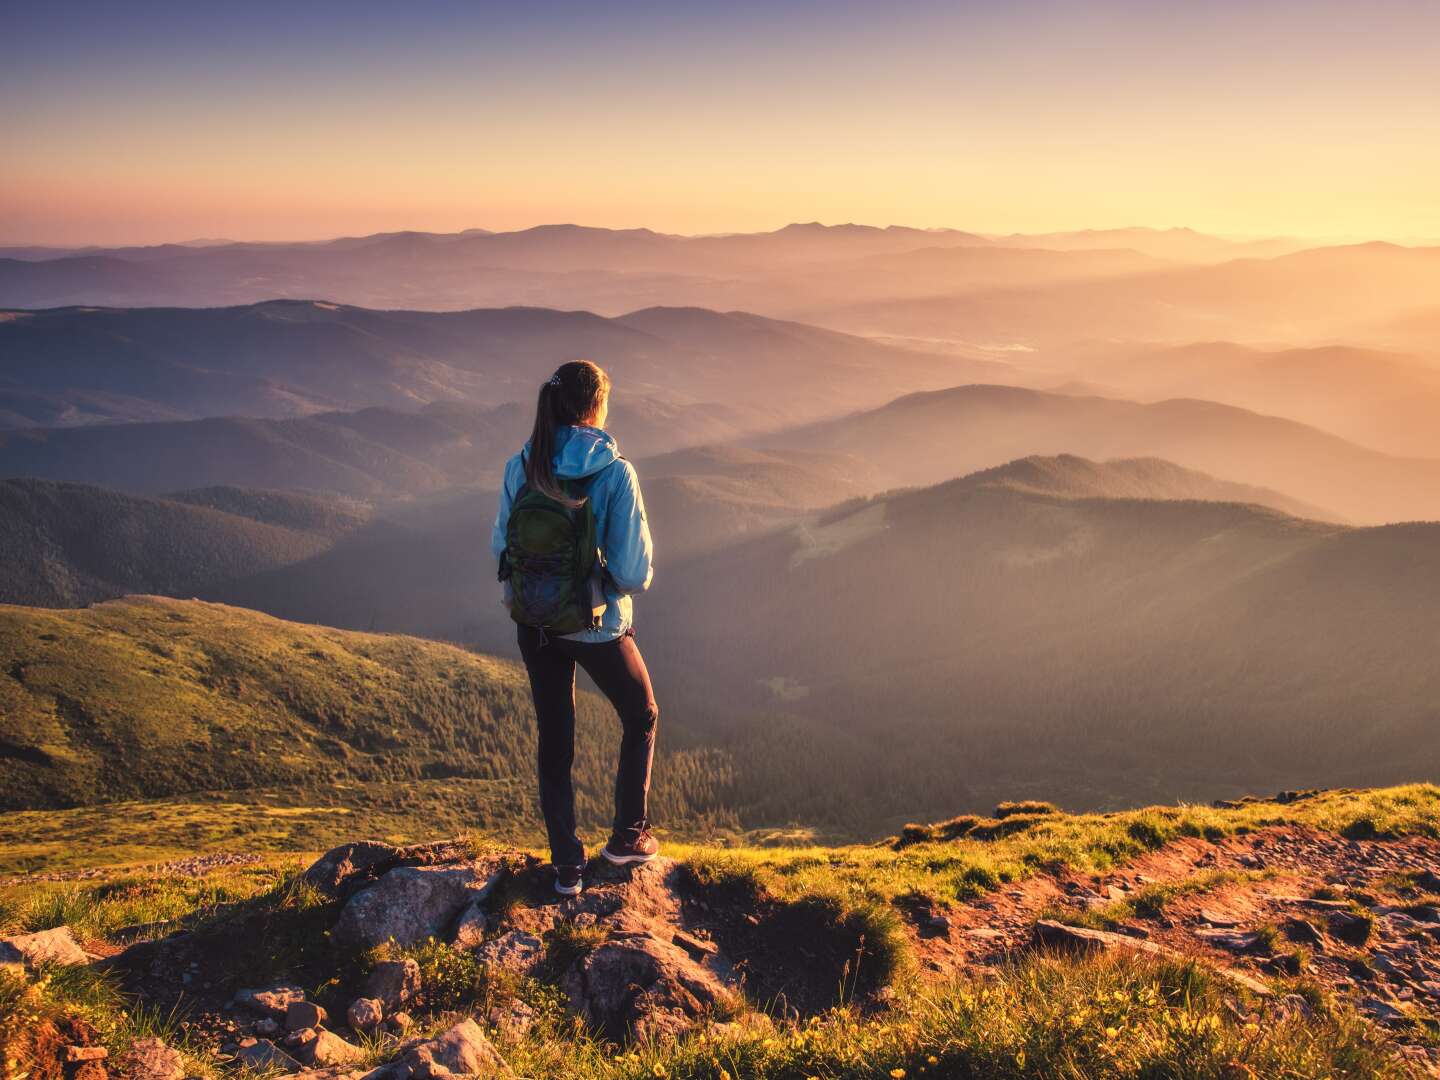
[{"left": 517, "top": 624, "right": 659, "bottom": 866}]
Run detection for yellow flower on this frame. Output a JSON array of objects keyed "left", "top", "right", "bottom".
[
  {"left": 651, "top": 1066, "right": 666, "bottom": 1078},
  {"left": 1105, "top": 1027, "right": 1120, "bottom": 1039},
  {"left": 891, "top": 1070, "right": 907, "bottom": 1079},
  {"left": 927, "top": 1056, "right": 939, "bottom": 1065}
]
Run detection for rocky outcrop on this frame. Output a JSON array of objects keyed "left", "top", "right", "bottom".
[
  {"left": 0, "top": 925, "right": 88, "bottom": 968},
  {"left": 331, "top": 861, "right": 505, "bottom": 950}
]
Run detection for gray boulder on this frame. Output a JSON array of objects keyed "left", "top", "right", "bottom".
[
  {"left": 333, "top": 862, "right": 504, "bottom": 950},
  {"left": 0, "top": 925, "right": 88, "bottom": 967},
  {"left": 303, "top": 841, "right": 404, "bottom": 899},
  {"left": 562, "top": 929, "right": 739, "bottom": 1041},
  {"left": 347, "top": 996, "right": 384, "bottom": 1032},
  {"left": 290, "top": 1029, "right": 366, "bottom": 1068}
]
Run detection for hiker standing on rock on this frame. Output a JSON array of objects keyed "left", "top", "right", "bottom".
[{"left": 492, "top": 359, "right": 660, "bottom": 896}]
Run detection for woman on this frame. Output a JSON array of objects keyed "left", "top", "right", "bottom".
[{"left": 491, "top": 359, "right": 659, "bottom": 895}]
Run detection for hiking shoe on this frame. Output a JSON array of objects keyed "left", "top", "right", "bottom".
[
  {"left": 554, "top": 864, "right": 583, "bottom": 896},
  {"left": 601, "top": 824, "right": 659, "bottom": 865}
]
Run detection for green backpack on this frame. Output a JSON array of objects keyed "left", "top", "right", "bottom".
[{"left": 500, "top": 473, "right": 607, "bottom": 635}]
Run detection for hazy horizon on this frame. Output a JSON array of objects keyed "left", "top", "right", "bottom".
[
  {"left": 5, "top": 219, "right": 1435, "bottom": 251},
  {"left": 8, "top": 0, "right": 1440, "bottom": 246}
]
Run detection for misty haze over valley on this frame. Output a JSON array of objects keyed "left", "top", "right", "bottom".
[{"left": 4, "top": 220, "right": 1439, "bottom": 831}]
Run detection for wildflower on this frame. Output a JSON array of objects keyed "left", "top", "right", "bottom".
[
  {"left": 927, "top": 1056, "right": 939, "bottom": 1065},
  {"left": 651, "top": 1066, "right": 666, "bottom": 1078},
  {"left": 890, "top": 1070, "right": 907, "bottom": 1079},
  {"left": 1105, "top": 1027, "right": 1119, "bottom": 1039}
]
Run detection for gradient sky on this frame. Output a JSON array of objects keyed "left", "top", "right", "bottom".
[{"left": 4, "top": 0, "right": 1439, "bottom": 245}]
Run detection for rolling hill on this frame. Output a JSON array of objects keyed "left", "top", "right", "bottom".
[
  {"left": 763, "top": 383, "right": 1440, "bottom": 524},
  {"left": 0, "top": 479, "right": 364, "bottom": 607},
  {"left": 635, "top": 456, "right": 1440, "bottom": 815},
  {"left": 0, "top": 596, "right": 732, "bottom": 824}
]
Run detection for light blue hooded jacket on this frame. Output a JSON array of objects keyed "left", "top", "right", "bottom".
[{"left": 491, "top": 425, "right": 654, "bottom": 643}]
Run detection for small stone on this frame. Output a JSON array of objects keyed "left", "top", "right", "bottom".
[
  {"left": 283, "top": 1028, "right": 317, "bottom": 1051},
  {"left": 1415, "top": 870, "right": 1440, "bottom": 893},
  {"left": 1198, "top": 908, "right": 1240, "bottom": 928},
  {"left": 390, "top": 1010, "right": 415, "bottom": 1033},
  {"left": 285, "top": 999, "right": 327, "bottom": 1032},
  {"left": 232, "top": 1039, "right": 302, "bottom": 1072},
  {"left": 235, "top": 985, "right": 306, "bottom": 1019},
  {"left": 347, "top": 996, "right": 384, "bottom": 1032},
  {"left": 65, "top": 1047, "right": 109, "bottom": 1063},
  {"left": 253, "top": 1017, "right": 280, "bottom": 1037}
]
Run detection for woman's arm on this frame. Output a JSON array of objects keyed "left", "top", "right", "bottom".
[
  {"left": 490, "top": 455, "right": 524, "bottom": 564},
  {"left": 603, "top": 459, "right": 654, "bottom": 594}
]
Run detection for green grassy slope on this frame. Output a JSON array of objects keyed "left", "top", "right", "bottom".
[{"left": 0, "top": 597, "right": 735, "bottom": 827}]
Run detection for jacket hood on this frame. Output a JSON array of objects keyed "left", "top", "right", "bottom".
[{"left": 530, "top": 425, "right": 621, "bottom": 479}]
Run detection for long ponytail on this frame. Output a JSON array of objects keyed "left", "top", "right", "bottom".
[{"left": 525, "top": 359, "right": 610, "bottom": 507}]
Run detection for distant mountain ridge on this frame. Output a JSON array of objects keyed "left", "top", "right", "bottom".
[
  {"left": 0, "top": 300, "right": 998, "bottom": 430},
  {"left": 765, "top": 383, "right": 1440, "bottom": 524}
]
